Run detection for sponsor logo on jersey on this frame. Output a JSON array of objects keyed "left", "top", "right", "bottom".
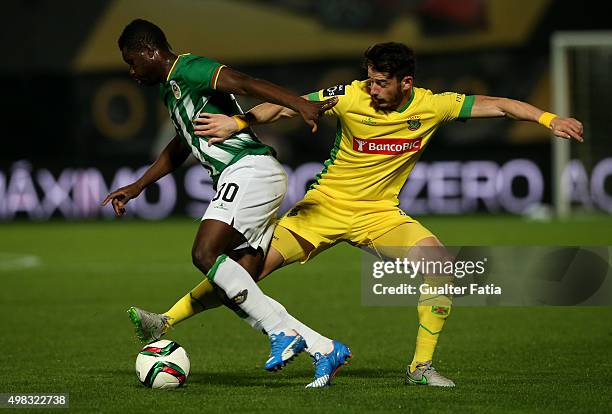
[
  {"left": 353, "top": 137, "right": 422, "bottom": 155},
  {"left": 362, "top": 117, "right": 377, "bottom": 126},
  {"left": 407, "top": 119, "right": 421, "bottom": 131},
  {"left": 322, "top": 85, "right": 346, "bottom": 97},
  {"left": 170, "top": 80, "right": 181, "bottom": 99}
]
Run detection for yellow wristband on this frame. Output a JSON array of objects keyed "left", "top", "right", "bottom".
[
  {"left": 232, "top": 115, "right": 249, "bottom": 131},
  {"left": 538, "top": 112, "right": 558, "bottom": 129}
]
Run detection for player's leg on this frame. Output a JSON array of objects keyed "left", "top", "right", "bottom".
[
  {"left": 128, "top": 217, "right": 319, "bottom": 343},
  {"left": 261, "top": 227, "right": 333, "bottom": 352},
  {"left": 160, "top": 242, "right": 266, "bottom": 328},
  {"left": 191, "top": 218, "right": 283, "bottom": 332},
  {"left": 407, "top": 236, "right": 455, "bottom": 387},
  {"left": 259, "top": 224, "right": 312, "bottom": 280},
  {"left": 205, "top": 155, "right": 326, "bottom": 370},
  {"left": 140, "top": 219, "right": 320, "bottom": 334},
  {"left": 130, "top": 156, "right": 295, "bottom": 350},
  {"left": 213, "top": 223, "right": 351, "bottom": 384},
  {"left": 144, "top": 227, "right": 295, "bottom": 337},
  {"left": 152, "top": 215, "right": 310, "bottom": 333},
  {"left": 162, "top": 278, "right": 222, "bottom": 325},
  {"left": 369, "top": 222, "right": 455, "bottom": 387},
  {"left": 265, "top": 294, "right": 351, "bottom": 388},
  {"left": 193, "top": 217, "right": 310, "bottom": 371},
  {"left": 126, "top": 220, "right": 240, "bottom": 343},
  {"left": 127, "top": 275, "right": 222, "bottom": 343},
  {"left": 261, "top": 223, "right": 352, "bottom": 387}
]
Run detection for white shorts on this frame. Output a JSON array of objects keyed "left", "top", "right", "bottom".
[{"left": 202, "top": 155, "right": 287, "bottom": 254}]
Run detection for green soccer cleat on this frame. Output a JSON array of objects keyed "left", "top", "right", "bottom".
[
  {"left": 127, "top": 306, "right": 171, "bottom": 344},
  {"left": 405, "top": 361, "right": 455, "bottom": 387}
]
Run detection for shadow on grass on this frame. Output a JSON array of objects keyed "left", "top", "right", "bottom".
[
  {"left": 189, "top": 369, "right": 314, "bottom": 388},
  {"left": 340, "top": 367, "right": 403, "bottom": 379},
  {"left": 104, "top": 368, "right": 312, "bottom": 388},
  {"left": 189, "top": 367, "right": 406, "bottom": 388},
  {"left": 103, "top": 365, "right": 406, "bottom": 390}
]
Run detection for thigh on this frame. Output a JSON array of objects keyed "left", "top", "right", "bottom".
[
  {"left": 193, "top": 220, "right": 267, "bottom": 282},
  {"left": 258, "top": 225, "right": 316, "bottom": 281},
  {"left": 271, "top": 224, "right": 314, "bottom": 264},
  {"left": 193, "top": 219, "right": 246, "bottom": 257}
]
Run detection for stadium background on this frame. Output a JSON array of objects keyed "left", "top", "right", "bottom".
[
  {"left": 1, "top": 1, "right": 611, "bottom": 413},
  {"left": 2, "top": 0, "right": 611, "bottom": 220}
]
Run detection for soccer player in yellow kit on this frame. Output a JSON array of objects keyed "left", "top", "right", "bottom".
[{"left": 142, "top": 42, "right": 584, "bottom": 387}]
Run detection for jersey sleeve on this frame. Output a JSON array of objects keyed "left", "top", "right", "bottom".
[
  {"left": 431, "top": 92, "right": 475, "bottom": 122},
  {"left": 182, "top": 56, "right": 226, "bottom": 93},
  {"left": 305, "top": 81, "right": 356, "bottom": 116}
]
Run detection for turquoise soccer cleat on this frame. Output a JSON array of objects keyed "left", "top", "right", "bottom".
[
  {"left": 305, "top": 340, "right": 352, "bottom": 388},
  {"left": 265, "top": 331, "right": 307, "bottom": 371}
]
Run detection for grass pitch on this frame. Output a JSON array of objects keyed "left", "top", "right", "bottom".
[{"left": 1, "top": 215, "right": 611, "bottom": 413}]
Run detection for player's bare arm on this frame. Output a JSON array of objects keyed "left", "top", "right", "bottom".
[
  {"left": 193, "top": 97, "right": 337, "bottom": 145},
  {"left": 216, "top": 67, "right": 333, "bottom": 133},
  {"left": 102, "top": 135, "right": 190, "bottom": 216},
  {"left": 470, "top": 95, "right": 584, "bottom": 142},
  {"left": 194, "top": 102, "right": 296, "bottom": 143}
]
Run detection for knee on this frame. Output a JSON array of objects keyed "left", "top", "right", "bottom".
[{"left": 191, "top": 246, "right": 219, "bottom": 275}]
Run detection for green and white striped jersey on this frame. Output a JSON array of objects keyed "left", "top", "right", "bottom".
[{"left": 160, "top": 53, "right": 274, "bottom": 184}]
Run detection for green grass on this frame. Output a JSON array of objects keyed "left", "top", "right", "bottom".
[{"left": 1, "top": 216, "right": 612, "bottom": 413}]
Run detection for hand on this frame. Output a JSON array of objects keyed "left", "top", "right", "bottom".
[
  {"left": 296, "top": 97, "right": 338, "bottom": 133},
  {"left": 551, "top": 117, "right": 584, "bottom": 142},
  {"left": 101, "top": 182, "right": 143, "bottom": 216},
  {"left": 193, "top": 113, "right": 239, "bottom": 146}
]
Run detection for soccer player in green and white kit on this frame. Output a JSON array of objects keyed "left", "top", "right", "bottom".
[{"left": 103, "top": 19, "right": 349, "bottom": 382}]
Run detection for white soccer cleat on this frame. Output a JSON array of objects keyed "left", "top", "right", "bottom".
[
  {"left": 127, "top": 306, "right": 171, "bottom": 344},
  {"left": 405, "top": 361, "right": 455, "bottom": 387}
]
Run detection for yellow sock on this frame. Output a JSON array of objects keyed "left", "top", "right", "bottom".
[
  {"left": 410, "top": 298, "right": 451, "bottom": 372},
  {"left": 164, "top": 278, "right": 222, "bottom": 326}
]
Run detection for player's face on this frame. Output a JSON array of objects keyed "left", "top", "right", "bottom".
[
  {"left": 121, "top": 47, "right": 160, "bottom": 86},
  {"left": 367, "top": 67, "right": 412, "bottom": 111}
]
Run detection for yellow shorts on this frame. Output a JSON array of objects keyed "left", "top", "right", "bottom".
[{"left": 272, "top": 188, "right": 436, "bottom": 264}]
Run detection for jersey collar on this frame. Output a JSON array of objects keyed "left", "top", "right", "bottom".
[
  {"left": 395, "top": 89, "right": 415, "bottom": 113},
  {"left": 166, "top": 53, "right": 191, "bottom": 82}
]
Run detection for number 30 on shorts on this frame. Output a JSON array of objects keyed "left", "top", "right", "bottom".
[{"left": 212, "top": 183, "right": 239, "bottom": 202}]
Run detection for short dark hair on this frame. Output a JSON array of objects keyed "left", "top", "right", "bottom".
[
  {"left": 118, "top": 19, "right": 171, "bottom": 52},
  {"left": 363, "top": 42, "right": 416, "bottom": 80}
]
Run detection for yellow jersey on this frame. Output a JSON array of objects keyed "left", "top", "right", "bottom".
[{"left": 307, "top": 80, "right": 474, "bottom": 204}]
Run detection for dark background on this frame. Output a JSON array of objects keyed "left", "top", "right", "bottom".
[{"left": 1, "top": 0, "right": 611, "bottom": 219}]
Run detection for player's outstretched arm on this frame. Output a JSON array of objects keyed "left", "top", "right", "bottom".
[
  {"left": 470, "top": 95, "right": 584, "bottom": 142},
  {"left": 215, "top": 67, "right": 333, "bottom": 133},
  {"left": 102, "top": 135, "right": 190, "bottom": 216},
  {"left": 194, "top": 98, "right": 337, "bottom": 146}
]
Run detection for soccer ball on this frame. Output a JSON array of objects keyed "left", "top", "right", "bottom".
[{"left": 135, "top": 340, "right": 190, "bottom": 389}]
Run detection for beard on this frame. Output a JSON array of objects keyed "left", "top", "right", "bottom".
[{"left": 371, "top": 92, "right": 403, "bottom": 111}]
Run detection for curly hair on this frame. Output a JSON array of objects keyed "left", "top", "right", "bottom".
[
  {"left": 363, "top": 42, "right": 416, "bottom": 80},
  {"left": 118, "top": 19, "right": 171, "bottom": 52}
]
